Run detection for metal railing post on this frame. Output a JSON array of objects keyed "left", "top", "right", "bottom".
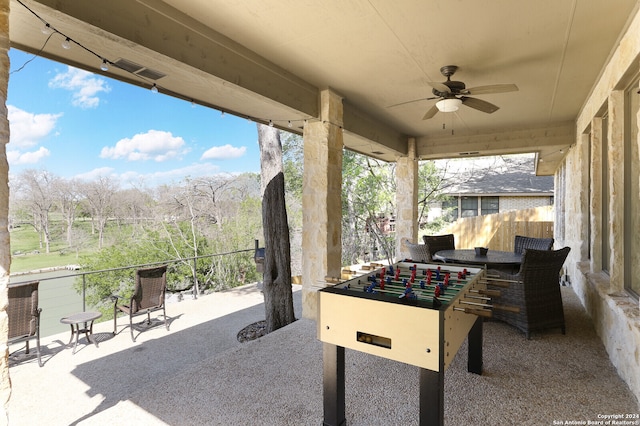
[
  {"left": 82, "top": 274, "right": 86, "bottom": 312},
  {"left": 192, "top": 256, "right": 198, "bottom": 300}
]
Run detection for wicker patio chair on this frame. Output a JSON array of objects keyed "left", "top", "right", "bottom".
[
  {"left": 513, "top": 235, "right": 554, "bottom": 254},
  {"left": 8, "top": 281, "right": 43, "bottom": 367},
  {"left": 112, "top": 265, "right": 169, "bottom": 342},
  {"left": 422, "top": 234, "right": 455, "bottom": 261},
  {"left": 486, "top": 247, "right": 570, "bottom": 339},
  {"left": 401, "top": 238, "right": 430, "bottom": 262}
]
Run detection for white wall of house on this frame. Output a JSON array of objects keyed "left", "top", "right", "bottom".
[
  {"left": 428, "top": 195, "right": 552, "bottom": 222},
  {"left": 500, "top": 196, "right": 553, "bottom": 211},
  {"left": 560, "top": 6, "right": 640, "bottom": 403}
]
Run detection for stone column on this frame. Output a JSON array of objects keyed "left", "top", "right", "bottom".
[
  {"left": 0, "top": 0, "right": 10, "bottom": 422},
  {"left": 590, "top": 117, "right": 603, "bottom": 273},
  {"left": 578, "top": 133, "right": 591, "bottom": 260},
  {"left": 608, "top": 91, "right": 624, "bottom": 291},
  {"left": 301, "top": 89, "right": 343, "bottom": 320},
  {"left": 395, "top": 138, "right": 418, "bottom": 260}
]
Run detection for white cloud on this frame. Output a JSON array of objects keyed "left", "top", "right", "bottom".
[
  {"left": 49, "top": 67, "right": 110, "bottom": 109},
  {"left": 122, "top": 163, "right": 222, "bottom": 184},
  {"left": 8, "top": 105, "right": 61, "bottom": 148},
  {"left": 74, "top": 167, "right": 115, "bottom": 181},
  {"left": 74, "top": 163, "right": 222, "bottom": 189},
  {"left": 7, "top": 147, "right": 51, "bottom": 165},
  {"left": 201, "top": 144, "right": 247, "bottom": 160},
  {"left": 100, "top": 130, "right": 187, "bottom": 162}
]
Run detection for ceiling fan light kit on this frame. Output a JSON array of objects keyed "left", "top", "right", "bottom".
[
  {"left": 388, "top": 65, "right": 518, "bottom": 120},
  {"left": 435, "top": 98, "right": 462, "bottom": 112}
]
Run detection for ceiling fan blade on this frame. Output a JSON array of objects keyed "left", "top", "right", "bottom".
[
  {"left": 462, "top": 84, "right": 519, "bottom": 95},
  {"left": 386, "top": 96, "right": 438, "bottom": 108},
  {"left": 461, "top": 96, "right": 500, "bottom": 114},
  {"left": 427, "top": 82, "right": 451, "bottom": 94},
  {"left": 422, "top": 104, "right": 440, "bottom": 120}
]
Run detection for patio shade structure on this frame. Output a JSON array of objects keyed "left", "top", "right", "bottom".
[{"left": 2, "top": 0, "right": 640, "bottom": 409}]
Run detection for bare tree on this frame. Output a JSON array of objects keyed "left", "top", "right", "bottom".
[
  {"left": 16, "top": 169, "right": 56, "bottom": 253},
  {"left": 79, "top": 176, "right": 118, "bottom": 249},
  {"left": 53, "top": 177, "right": 81, "bottom": 247},
  {"left": 112, "top": 187, "right": 153, "bottom": 235},
  {"left": 257, "top": 123, "right": 295, "bottom": 333}
]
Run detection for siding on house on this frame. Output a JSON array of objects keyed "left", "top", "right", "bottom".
[
  {"left": 500, "top": 196, "right": 553, "bottom": 211},
  {"left": 429, "top": 155, "right": 554, "bottom": 222}
]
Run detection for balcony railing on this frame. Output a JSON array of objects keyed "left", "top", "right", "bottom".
[{"left": 9, "top": 245, "right": 259, "bottom": 338}]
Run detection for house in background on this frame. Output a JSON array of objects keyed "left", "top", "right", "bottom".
[{"left": 427, "top": 155, "right": 554, "bottom": 223}]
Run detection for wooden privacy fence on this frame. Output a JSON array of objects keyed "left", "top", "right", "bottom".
[{"left": 440, "top": 206, "right": 554, "bottom": 251}]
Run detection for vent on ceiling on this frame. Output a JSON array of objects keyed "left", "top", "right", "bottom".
[
  {"left": 136, "top": 68, "right": 166, "bottom": 80},
  {"left": 113, "top": 58, "right": 166, "bottom": 80}
]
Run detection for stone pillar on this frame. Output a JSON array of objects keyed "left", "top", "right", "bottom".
[
  {"left": 578, "top": 133, "right": 591, "bottom": 260},
  {"left": 590, "top": 117, "right": 603, "bottom": 273},
  {"left": 608, "top": 91, "right": 624, "bottom": 291},
  {"left": 395, "top": 138, "right": 418, "bottom": 260},
  {"left": 0, "top": 0, "right": 10, "bottom": 422},
  {"left": 301, "top": 89, "right": 343, "bottom": 320}
]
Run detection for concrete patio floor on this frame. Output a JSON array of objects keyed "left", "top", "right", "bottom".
[{"left": 7, "top": 283, "right": 640, "bottom": 425}]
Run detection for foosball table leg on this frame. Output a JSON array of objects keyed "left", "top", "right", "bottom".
[
  {"left": 419, "top": 367, "right": 444, "bottom": 426},
  {"left": 467, "top": 317, "right": 483, "bottom": 375},
  {"left": 323, "top": 343, "right": 346, "bottom": 426}
]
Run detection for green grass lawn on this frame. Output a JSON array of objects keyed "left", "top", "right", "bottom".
[
  {"left": 11, "top": 251, "right": 82, "bottom": 273},
  {"left": 10, "top": 224, "right": 95, "bottom": 273}
]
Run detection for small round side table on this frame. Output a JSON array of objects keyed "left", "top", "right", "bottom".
[{"left": 60, "top": 311, "right": 102, "bottom": 354}]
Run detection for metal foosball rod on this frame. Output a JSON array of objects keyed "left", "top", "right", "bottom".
[
  {"left": 453, "top": 306, "right": 492, "bottom": 318},
  {"left": 371, "top": 285, "right": 456, "bottom": 301},
  {"left": 492, "top": 304, "right": 520, "bottom": 313},
  {"left": 478, "top": 279, "right": 511, "bottom": 288},
  {"left": 470, "top": 288, "right": 501, "bottom": 297},
  {"left": 460, "top": 300, "right": 493, "bottom": 309},
  {"left": 462, "top": 294, "right": 491, "bottom": 302},
  {"left": 461, "top": 297, "right": 520, "bottom": 314},
  {"left": 483, "top": 274, "right": 520, "bottom": 283}
]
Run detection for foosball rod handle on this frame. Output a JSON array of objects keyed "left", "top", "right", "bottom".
[{"left": 492, "top": 304, "right": 520, "bottom": 313}]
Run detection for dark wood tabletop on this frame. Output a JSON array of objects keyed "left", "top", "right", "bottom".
[{"left": 434, "top": 249, "right": 522, "bottom": 267}]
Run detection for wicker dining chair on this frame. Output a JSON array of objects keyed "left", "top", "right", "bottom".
[
  {"left": 513, "top": 235, "right": 554, "bottom": 254},
  {"left": 401, "top": 238, "right": 430, "bottom": 262},
  {"left": 486, "top": 247, "right": 570, "bottom": 339},
  {"left": 112, "top": 265, "right": 169, "bottom": 342},
  {"left": 422, "top": 234, "right": 455, "bottom": 261},
  {"left": 8, "top": 281, "right": 43, "bottom": 367}
]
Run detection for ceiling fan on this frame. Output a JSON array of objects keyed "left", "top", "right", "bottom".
[{"left": 389, "top": 65, "right": 518, "bottom": 120}]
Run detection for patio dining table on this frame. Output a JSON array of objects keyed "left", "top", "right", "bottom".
[{"left": 434, "top": 249, "right": 522, "bottom": 269}]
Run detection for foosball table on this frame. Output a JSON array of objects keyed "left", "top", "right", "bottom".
[{"left": 318, "top": 261, "right": 501, "bottom": 426}]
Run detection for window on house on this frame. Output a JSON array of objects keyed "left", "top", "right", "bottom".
[
  {"left": 461, "top": 196, "right": 478, "bottom": 217},
  {"left": 624, "top": 77, "right": 639, "bottom": 298},
  {"left": 602, "top": 113, "right": 610, "bottom": 274},
  {"left": 442, "top": 198, "right": 458, "bottom": 222},
  {"left": 481, "top": 196, "right": 499, "bottom": 215}
]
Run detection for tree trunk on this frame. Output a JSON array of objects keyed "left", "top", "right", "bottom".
[{"left": 257, "top": 124, "right": 295, "bottom": 333}]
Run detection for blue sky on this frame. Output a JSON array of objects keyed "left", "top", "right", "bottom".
[{"left": 7, "top": 48, "right": 262, "bottom": 187}]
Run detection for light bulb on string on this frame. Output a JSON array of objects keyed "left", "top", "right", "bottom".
[
  {"left": 288, "top": 121, "right": 293, "bottom": 128},
  {"left": 100, "top": 60, "right": 109, "bottom": 72},
  {"left": 151, "top": 83, "right": 158, "bottom": 93},
  {"left": 61, "top": 37, "right": 71, "bottom": 50},
  {"left": 269, "top": 120, "right": 274, "bottom": 127},
  {"left": 41, "top": 24, "right": 53, "bottom": 35}
]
